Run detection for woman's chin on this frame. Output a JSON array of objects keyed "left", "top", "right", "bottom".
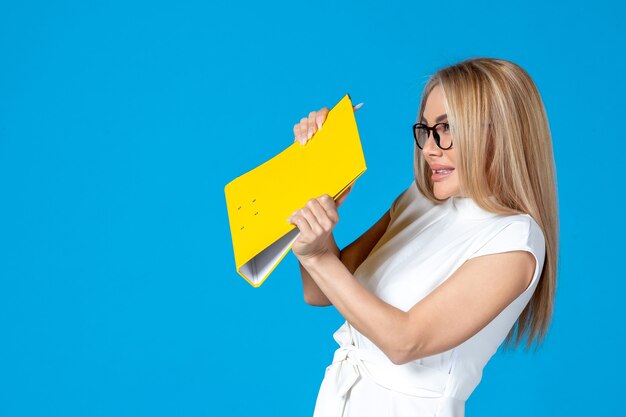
[
  {"left": 432, "top": 177, "right": 461, "bottom": 200},
  {"left": 433, "top": 186, "right": 453, "bottom": 201}
]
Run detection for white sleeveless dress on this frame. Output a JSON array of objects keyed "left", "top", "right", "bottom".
[{"left": 312, "top": 180, "right": 546, "bottom": 417}]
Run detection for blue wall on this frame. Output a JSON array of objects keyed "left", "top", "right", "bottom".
[{"left": 1, "top": 0, "right": 624, "bottom": 415}]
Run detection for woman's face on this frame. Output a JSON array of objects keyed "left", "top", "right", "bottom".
[{"left": 419, "top": 84, "right": 462, "bottom": 199}]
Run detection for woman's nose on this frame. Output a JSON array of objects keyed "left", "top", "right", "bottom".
[{"left": 422, "top": 132, "right": 442, "bottom": 155}]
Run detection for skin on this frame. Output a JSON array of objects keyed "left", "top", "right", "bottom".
[
  {"left": 419, "top": 84, "right": 461, "bottom": 199},
  {"left": 287, "top": 92, "right": 535, "bottom": 365}
]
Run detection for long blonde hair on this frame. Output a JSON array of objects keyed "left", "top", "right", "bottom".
[{"left": 414, "top": 57, "right": 559, "bottom": 350}]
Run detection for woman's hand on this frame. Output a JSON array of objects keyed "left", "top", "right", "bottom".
[
  {"left": 293, "top": 102, "right": 363, "bottom": 145},
  {"left": 287, "top": 185, "right": 353, "bottom": 261}
]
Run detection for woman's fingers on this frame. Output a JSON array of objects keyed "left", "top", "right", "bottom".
[
  {"left": 287, "top": 195, "right": 343, "bottom": 259},
  {"left": 307, "top": 111, "right": 318, "bottom": 141},
  {"left": 293, "top": 115, "right": 309, "bottom": 145},
  {"left": 298, "top": 116, "right": 309, "bottom": 144},
  {"left": 289, "top": 208, "right": 314, "bottom": 236},
  {"left": 293, "top": 206, "right": 323, "bottom": 237},
  {"left": 315, "top": 107, "right": 330, "bottom": 131},
  {"left": 289, "top": 198, "right": 336, "bottom": 235},
  {"left": 293, "top": 102, "right": 362, "bottom": 146},
  {"left": 293, "top": 107, "right": 330, "bottom": 145},
  {"left": 316, "top": 195, "right": 339, "bottom": 222},
  {"left": 293, "top": 123, "right": 301, "bottom": 143},
  {"left": 306, "top": 197, "right": 336, "bottom": 230}
]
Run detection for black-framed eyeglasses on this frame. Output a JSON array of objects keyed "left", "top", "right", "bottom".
[{"left": 412, "top": 122, "right": 453, "bottom": 150}]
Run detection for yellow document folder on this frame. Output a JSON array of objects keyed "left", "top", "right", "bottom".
[{"left": 224, "top": 94, "right": 367, "bottom": 287}]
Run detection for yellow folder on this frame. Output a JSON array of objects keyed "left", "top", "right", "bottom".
[{"left": 224, "top": 94, "right": 367, "bottom": 287}]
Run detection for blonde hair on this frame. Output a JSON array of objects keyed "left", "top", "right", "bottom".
[{"left": 414, "top": 57, "right": 559, "bottom": 350}]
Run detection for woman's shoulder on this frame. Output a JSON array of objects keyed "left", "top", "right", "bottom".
[
  {"left": 491, "top": 212, "right": 545, "bottom": 242},
  {"left": 470, "top": 211, "right": 546, "bottom": 263}
]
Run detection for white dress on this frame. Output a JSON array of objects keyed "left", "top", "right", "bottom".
[{"left": 312, "top": 180, "right": 546, "bottom": 417}]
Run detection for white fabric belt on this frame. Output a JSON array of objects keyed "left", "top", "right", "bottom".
[{"left": 324, "top": 343, "right": 450, "bottom": 417}]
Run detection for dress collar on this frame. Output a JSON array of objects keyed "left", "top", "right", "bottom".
[{"left": 447, "top": 195, "right": 498, "bottom": 220}]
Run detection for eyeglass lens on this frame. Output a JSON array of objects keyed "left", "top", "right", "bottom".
[{"left": 414, "top": 123, "right": 452, "bottom": 149}]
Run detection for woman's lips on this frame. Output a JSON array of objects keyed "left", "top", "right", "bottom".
[{"left": 431, "top": 168, "right": 454, "bottom": 181}]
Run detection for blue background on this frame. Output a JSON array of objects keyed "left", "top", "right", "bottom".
[{"left": 1, "top": 0, "right": 624, "bottom": 416}]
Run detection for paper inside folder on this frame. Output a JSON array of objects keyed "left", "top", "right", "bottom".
[{"left": 239, "top": 228, "right": 301, "bottom": 286}]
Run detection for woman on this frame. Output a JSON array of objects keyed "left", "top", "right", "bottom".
[{"left": 286, "top": 57, "right": 558, "bottom": 417}]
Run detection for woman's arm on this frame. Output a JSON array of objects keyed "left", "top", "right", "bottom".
[
  {"left": 299, "top": 234, "right": 340, "bottom": 306},
  {"left": 301, "top": 210, "right": 392, "bottom": 306},
  {"left": 289, "top": 193, "right": 535, "bottom": 364},
  {"left": 300, "top": 249, "right": 535, "bottom": 365}
]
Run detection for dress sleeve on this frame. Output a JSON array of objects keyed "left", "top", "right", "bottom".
[{"left": 468, "top": 216, "right": 547, "bottom": 289}]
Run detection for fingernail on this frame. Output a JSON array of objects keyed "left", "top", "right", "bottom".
[
  {"left": 317, "top": 120, "right": 323, "bottom": 131},
  {"left": 307, "top": 128, "right": 313, "bottom": 139},
  {"left": 354, "top": 102, "right": 364, "bottom": 110}
]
